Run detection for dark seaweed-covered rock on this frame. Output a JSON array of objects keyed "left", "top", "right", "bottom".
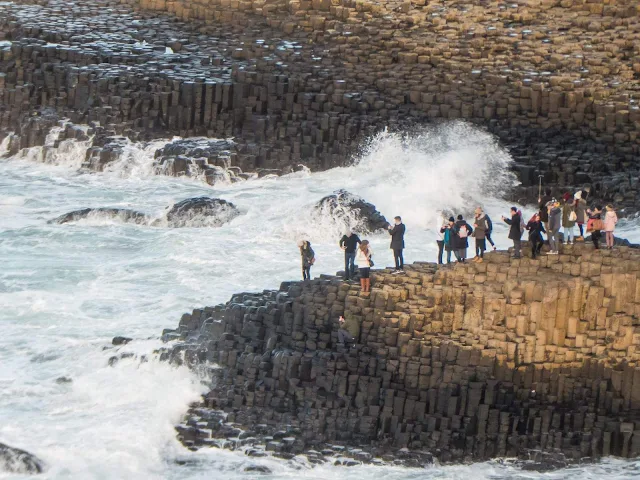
[
  {"left": 48, "top": 208, "right": 149, "bottom": 225},
  {"left": 0, "top": 443, "right": 44, "bottom": 475},
  {"left": 165, "top": 197, "right": 240, "bottom": 228},
  {"left": 315, "top": 190, "right": 389, "bottom": 234}
]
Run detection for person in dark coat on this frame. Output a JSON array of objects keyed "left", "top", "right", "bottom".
[
  {"left": 539, "top": 189, "right": 552, "bottom": 235},
  {"left": 546, "top": 199, "right": 562, "bottom": 255},
  {"left": 440, "top": 216, "right": 456, "bottom": 264},
  {"left": 526, "top": 213, "right": 546, "bottom": 259},
  {"left": 299, "top": 240, "right": 315, "bottom": 280},
  {"left": 388, "top": 216, "right": 405, "bottom": 272},
  {"left": 339, "top": 228, "right": 361, "bottom": 280},
  {"left": 587, "top": 206, "right": 603, "bottom": 249},
  {"left": 502, "top": 207, "right": 523, "bottom": 259},
  {"left": 452, "top": 215, "right": 473, "bottom": 263}
]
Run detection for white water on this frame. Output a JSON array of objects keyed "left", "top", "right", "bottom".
[{"left": 1, "top": 123, "right": 640, "bottom": 479}]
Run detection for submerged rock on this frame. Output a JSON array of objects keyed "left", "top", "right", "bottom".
[
  {"left": 112, "top": 336, "right": 132, "bottom": 346},
  {"left": 48, "top": 208, "right": 149, "bottom": 225},
  {"left": 0, "top": 443, "right": 44, "bottom": 474},
  {"left": 243, "top": 465, "right": 271, "bottom": 474},
  {"left": 164, "top": 197, "right": 240, "bottom": 228},
  {"left": 315, "top": 190, "right": 389, "bottom": 234}
]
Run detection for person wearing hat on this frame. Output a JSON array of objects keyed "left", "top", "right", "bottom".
[
  {"left": 452, "top": 214, "right": 474, "bottom": 263},
  {"left": 472, "top": 207, "right": 490, "bottom": 263},
  {"left": 440, "top": 216, "right": 456, "bottom": 264},
  {"left": 574, "top": 191, "right": 588, "bottom": 240},
  {"left": 502, "top": 207, "right": 523, "bottom": 259},
  {"left": 547, "top": 199, "right": 562, "bottom": 255}
]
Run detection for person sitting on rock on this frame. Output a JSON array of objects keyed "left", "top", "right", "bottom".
[
  {"left": 339, "top": 228, "right": 361, "bottom": 280},
  {"left": 526, "top": 213, "right": 546, "bottom": 259},
  {"left": 388, "top": 216, "right": 405, "bottom": 272},
  {"left": 439, "top": 217, "right": 456, "bottom": 264},
  {"left": 299, "top": 240, "right": 315, "bottom": 280},
  {"left": 355, "top": 240, "right": 373, "bottom": 292},
  {"left": 502, "top": 207, "right": 522, "bottom": 259},
  {"left": 337, "top": 314, "right": 359, "bottom": 347},
  {"left": 452, "top": 215, "right": 473, "bottom": 263}
]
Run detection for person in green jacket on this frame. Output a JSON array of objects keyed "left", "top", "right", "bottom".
[{"left": 337, "top": 314, "right": 360, "bottom": 346}]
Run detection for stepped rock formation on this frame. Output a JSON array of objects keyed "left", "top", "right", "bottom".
[
  {"left": 0, "top": 0, "right": 639, "bottom": 209},
  {"left": 162, "top": 244, "right": 640, "bottom": 465}
]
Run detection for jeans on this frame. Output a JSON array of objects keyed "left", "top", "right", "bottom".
[
  {"left": 337, "top": 328, "right": 354, "bottom": 344},
  {"left": 512, "top": 238, "right": 521, "bottom": 257},
  {"left": 531, "top": 236, "right": 542, "bottom": 258},
  {"left": 436, "top": 240, "right": 444, "bottom": 264},
  {"left": 548, "top": 230, "right": 560, "bottom": 252},
  {"left": 445, "top": 249, "right": 452, "bottom": 263},
  {"left": 302, "top": 266, "right": 311, "bottom": 280},
  {"left": 393, "top": 249, "right": 404, "bottom": 269},
  {"left": 454, "top": 248, "right": 467, "bottom": 262},
  {"left": 475, "top": 238, "right": 486, "bottom": 258},
  {"left": 578, "top": 223, "right": 584, "bottom": 237},
  {"left": 486, "top": 232, "right": 495, "bottom": 248},
  {"left": 564, "top": 226, "right": 574, "bottom": 243},
  {"left": 344, "top": 251, "right": 356, "bottom": 279}
]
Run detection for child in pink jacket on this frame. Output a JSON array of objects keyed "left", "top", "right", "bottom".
[{"left": 604, "top": 204, "right": 618, "bottom": 249}]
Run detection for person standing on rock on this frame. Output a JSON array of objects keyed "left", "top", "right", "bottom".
[
  {"left": 526, "top": 213, "right": 546, "bottom": 259},
  {"left": 562, "top": 193, "right": 576, "bottom": 245},
  {"left": 502, "top": 207, "right": 522, "bottom": 259},
  {"left": 586, "top": 206, "right": 603, "bottom": 249},
  {"left": 388, "top": 216, "right": 405, "bottom": 273},
  {"left": 339, "top": 228, "right": 361, "bottom": 280},
  {"left": 453, "top": 215, "right": 473, "bottom": 263},
  {"left": 436, "top": 220, "right": 445, "bottom": 265},
  {"left": 546, "top": 200, "right": 562, "bottom": 255},
  {"left": 337, "top": 314, "right": 359, "bottom": 348},
  {"left": 299, "top": 240, "right": 315, "bottom": 280},
  {"left": 472, "top": 207, "right": 489, "bottom": 263},
  {"left": 604, "top": 204, "right": 618, "bottom": 249},
  {"left": 355, "top": 240, "right": 373, "bottom": 293},
  {"left": 484, "top": 211, "right": 497, "bottom": 251},
  {"left": 574, "top": 191, "right": 588, "bottom": 241},
  {"left": 538, "top": 189, "right": 552, "bottom": 236},
  {"left": 440, "top": 217, "right": 456, "bottom": 264}
]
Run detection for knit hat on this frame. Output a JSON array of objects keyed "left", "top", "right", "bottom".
[
  {"left": 574, "top": 191, "right": 582, "bottom": 200},
  {"left": 475, "top": 207, "right": 483, "bottom": 214},
  {"left": 562, "top": 192, "right": 572, "bottom": 202},
  {"left": 448, "top": 216, "right": 455, "bottom": 222}
]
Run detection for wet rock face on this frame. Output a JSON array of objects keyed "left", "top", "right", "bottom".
[
  {"left": 48, "top": 208, "right": 149, "bottom": 225},
  {"left": 154, "top": 138, "right": 242, "bottom": 184},
  {"left": 165, "top": 197, "right": 240, "bottom": 227},
  {"left": 0, "top": 443, "right": 44, "bottom": 475},
  {"left": 315, "top": 190, "right": 389, "bottom": 234}
]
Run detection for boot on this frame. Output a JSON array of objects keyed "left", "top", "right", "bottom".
[{"left": 476, "top": 257, "right": 483, "bottom": 263}]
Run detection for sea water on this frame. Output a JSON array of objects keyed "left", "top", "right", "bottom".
[{"left": 1, "top": 123, "right": 639, "bottom": 479}]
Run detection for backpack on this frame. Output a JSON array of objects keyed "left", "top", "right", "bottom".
[
  {"left": 457, "top": 224, "right": 469, "bottom": 238},
  {"left": 569, "top": 210, "right": 577, "bottom": 222},
  {"left": 518, "top": 212, "right": 526, "bottom": 232}
]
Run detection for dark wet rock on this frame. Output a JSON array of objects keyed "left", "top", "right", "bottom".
[
  {"left": 0, "top": 443, "right": 44, "bottom": 475},
  {"left": 83, "top": 136, "right": 130, "bottom": 172},
  {"left": 112, "top": 336, "right": 132, "bottom": 346},
  {"left": 48, "top": 208, "right": 149, "bottom": 225},
  {"left": 243, "top": 465, "right": 271, "bottom": 474},
  {"left": 55, "top": 376, "right": 73, "bottom": 384},
  {"left": 315, "top": 190, "right": 389, "bottom": 234},
  {"left": 164, "top": 197, "right": 240, "bottom": 228}
]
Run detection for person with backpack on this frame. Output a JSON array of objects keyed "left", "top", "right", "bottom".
[
  {"left": 586, "top": 206, "right": 603, "bottom": 250},
  {"left": 388, "top": 216, "right": 406, "bottom": 273},
  {"left": 526, "top": 213, "right": 546, "bottom": 259},
  {"left": 604, "top": 204, "right": 618, "bottom": 249},
  {"left": 546, "top": 199, "right": 562, "bottom": 255},
  {"left": 562, "top": 193, "right": 576, "bottom": 245},
  {"left": 502, "top": 207, "right": 523, "bottom": 259},
  {"left": 472, "top": 207, "right": 489, "bottom": 263},
  {"left": 440, "top": 216, "right": 456, "bottom": 264},
  {"left": 453, "top": 214, "right": 473, "bottom": 263},
  {"left": 339, "top": 228, "right": 361, "bottom": 280},
  {"left": 299, "top": 240, "right": 315, "bottom": 280},
  {"left": 484, "top": 212, "right": 497, "bottom": 251},
  {"left": 538, "top": 189, "right": 552, "bottom": 237}
]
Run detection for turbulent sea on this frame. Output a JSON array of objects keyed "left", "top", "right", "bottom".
[{"left": 2, "top": 124, "right": 640, "bottom": 479}]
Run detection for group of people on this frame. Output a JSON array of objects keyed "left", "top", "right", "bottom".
[
  {"left": 437, "top": 208, "right": 497, "bottom": 264},
  {"left": 299, "top": 216, "right": 407, "bottom": 289}
]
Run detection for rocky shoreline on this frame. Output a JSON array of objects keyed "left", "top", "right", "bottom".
[
  {"left": 1, "top": 0, "right": 639, "bottom": 211},
  {"left": 149, "top": 243, "right": 640, "bottom": 468}
]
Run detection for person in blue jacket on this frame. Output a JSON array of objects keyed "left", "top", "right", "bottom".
[{"left": 439, "top": 217, "right": 456, "bottom": 264}]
